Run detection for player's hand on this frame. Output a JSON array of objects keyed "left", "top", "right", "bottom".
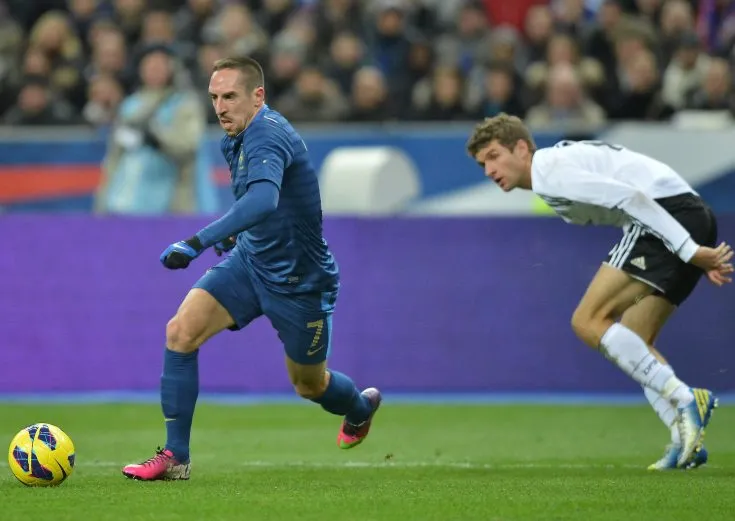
[
  {"left": 214, "top": 236, "right": 237, "bottom": 256},
  {"left": 690, "top": 242, "right": 733, "bottom": 272},
  {"left": 707, "top": 262, "right": 734, "bottom": 287},
  {"left": 160, "top": 237, "right": 204, "bottom": 270}
]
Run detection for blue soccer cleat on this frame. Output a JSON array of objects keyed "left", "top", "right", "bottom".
[
  {"left": 676, "top": 388, "right": 718, "bottom": 467},
  {"left": 685, "top": 446, "right": 709, "bottom": 469},
  {"left": 648, "top": 444, "right": 708, "bottom": 470}
]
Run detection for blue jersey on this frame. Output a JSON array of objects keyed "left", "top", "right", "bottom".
[{"left": 220, "top": 105, "right": 339, "bottom": 294}]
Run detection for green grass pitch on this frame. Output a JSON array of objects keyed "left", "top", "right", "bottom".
[{"left": 1, "top": 402, "right": 734, "bottom": 521}]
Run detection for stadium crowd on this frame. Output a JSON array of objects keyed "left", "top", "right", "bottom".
[{"left": 0, "top": 0, "right": 733, "bottom": 128}]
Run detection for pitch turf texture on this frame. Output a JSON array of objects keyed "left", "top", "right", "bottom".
[{"left": 1, "top": 402, "right": 734, "bottom": 521}]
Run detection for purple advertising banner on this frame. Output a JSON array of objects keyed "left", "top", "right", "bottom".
[{"left": 1, "top": 215, "right": 734, "bottom": 394}]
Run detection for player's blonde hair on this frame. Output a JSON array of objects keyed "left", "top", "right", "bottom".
[{"left": 466, "top": 113, "right": 537, "bottom": 158}]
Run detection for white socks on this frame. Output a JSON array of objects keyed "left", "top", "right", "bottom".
[
  {"left": 643, "top": 386, "right": 681, "bottom": 445},
  {"left": 600, "top": 323, "right": 693, "bottom": 407}
]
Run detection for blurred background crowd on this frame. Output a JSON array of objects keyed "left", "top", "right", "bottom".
[{"left": 1, "top": 0, "right": 734, "bottom": 130}]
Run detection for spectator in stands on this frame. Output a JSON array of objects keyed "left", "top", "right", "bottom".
[
  {"left": 609, "top": 48, "right": 674, "bottom": 119},
  {"left": 0, "top": 0, "right": 732, "bottom": 129},
  {"left": 137, "top": 8, "right": 196, "bottom": 71},
  {"left": 624, "top": 0, "right": 663, "bottom": 26},
  {"left": 21, "top": 46, "right": 53, "bottom": 78},
  {"left": 85, "top": 16, "right": 117, "bottom": 52},
  {"left": 264, "top": 36, "right": 305, "bottom": 105},
  {"left": 461, "top": 23, "right": 526, "bottom": 117},
  {"left": 174, "top": 0, "right": 217, "bottom": 47},
  {"left": 277, "top": 65, "right": 350, "bottom": 122},
  {"left": 399, "top": 38, "right": 435, "bottom": 107},
  {"left": 313, "top": 0, "right": 365, "bottom": 54},
  {"left": 2, "top": 75, "right": 80, "bottom": 126},
  {"left": 28, "top": 10, "right": 86, "bottom": 110},
  {"left": 323, "top": 31, "right": 367, "bottom": 97},
  {"left": 95, "top": 45, "right": 216, "bottom": 215},
  {"left": 1, "top": 46, "right": 49, "bottom": 119},
  {"left": 658, "top": 0, "right": 696, "bottom": 65},
  {"left": 112, "top": 0, "right": 145, "bottom": 48},
  {"left": 492, "top": 24, "right": 528, "bottom": 70},
  {"left": 420, "top": 0, "right": 465, "bottom": 31},
  {"left": 661, "top": 31, "right": 711, "bottom": 110},
  {"left": 524, "top": 4, "right": 555, "bottom": 64},
  {"left": 525, "top": 32, "right": 606, "bottom": 106},
  {"left": 684, "top": 57, "right": 733, "bottom": 111},
  {"left": 525, "top": 63, "right": 607, "bottom": 128},
  {"left": 584, "top": 0, "right": 624, "bottom": 78},
  {"left": 82, "top": 73, "right": 124, "bottom": 127},
  {"left": 348, "top": 65, "right": 396, "bottom": 121},
  {"left": 208, "top": 3, "right": 268, "bottom": 64},
  {"left": 0, "top": 10, "right": 24, "bottom": 113},
  {"left": 434, "top": 1, "right": 493, "bottom": 74},
  {"left": 603, "top": 19, "right": 658, "bottom": 111},
  {"left": 67, "top": 0, "right": 101, "bottom": 56},
  {"left": 366, "top": 2, "right": 416, "bottom": 102},
  {"left": 257, "top": 0, "right": 300, "bottom": 36},
  {"left": 410, "top": 64, "right": 475, "bottom": 120},
  {"left": 272, "top": 8, "right": 320, "bottom": 67},
  {"left": 553, "top": 0, "right": 592, "bottom": 41},
  {"left": 473, "top": 61, "right": 526, "bottom": 118},
  {"left": 84, "top": 26, "right": 133, "bottom": 94}
]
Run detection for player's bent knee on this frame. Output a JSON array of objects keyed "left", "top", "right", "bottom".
[
  {"left": 165, "top": 289, "right": 234, "bottom": 353},
  {"left": 570, "top": 307, "right": 607, "bottom": 349},
  {"left": 165, "top": 315, "right": 201, "bottom": 353}
]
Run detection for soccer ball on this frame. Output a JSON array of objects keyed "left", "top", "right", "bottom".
[{"left": 7, "top": 423, "right": 76, "bottom": 486}]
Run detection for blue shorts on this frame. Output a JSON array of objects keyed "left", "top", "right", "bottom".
[{"left": 193, "top": 254, "right": 337, "bottom": 365}]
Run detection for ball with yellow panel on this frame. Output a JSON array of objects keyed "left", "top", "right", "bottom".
[{"left": 7, "top": 423, "right": 76, "bottom": 486}]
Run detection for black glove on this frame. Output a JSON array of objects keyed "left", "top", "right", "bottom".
[{"left": 160, "top": 236, "right": 204, "bottom": 270}]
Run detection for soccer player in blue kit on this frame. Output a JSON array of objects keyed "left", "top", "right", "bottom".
[{"left": 122, "top": 57, "right": 381, "bottom": 481}]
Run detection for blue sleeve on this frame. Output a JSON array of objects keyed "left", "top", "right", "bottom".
[
  {"left": 243, "top": 120, "right": 293, "bottom": 190},
  {"left": 195, "top": 180, "right": 279, "bottom": 249}
]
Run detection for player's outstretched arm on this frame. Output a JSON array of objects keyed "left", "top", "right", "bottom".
[
  {"left": 537, "top": 164, "right": 704, "bottom": 264},
  {"left": 159, "top": 180, "right": 279, "bottom": 270}
]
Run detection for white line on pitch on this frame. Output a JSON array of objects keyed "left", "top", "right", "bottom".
[{"left": 0, "top": 461, "right": 684, "bottom": 470}]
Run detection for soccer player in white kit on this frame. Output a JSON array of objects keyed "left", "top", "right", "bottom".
[{"left": 466, "top": 114, "right": 733, "bottom": 470}]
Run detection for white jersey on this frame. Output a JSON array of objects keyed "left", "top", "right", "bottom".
[{"left": 531, "top": 140, "right": 700, "bottom": 263}]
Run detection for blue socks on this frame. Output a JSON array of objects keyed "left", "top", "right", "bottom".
[
  {"left": 160, "top": 353, "right": 368, "bottom": 461},
  {"left": 312, "top": 370, "right": 372, "bottom": 425},
  {"left": 161, "top": 349, "right": 199, "bottom": 463}
]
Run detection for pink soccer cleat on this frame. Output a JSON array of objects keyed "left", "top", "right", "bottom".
[
  {"left": 121, "top": 448, "right": 191, "bottom": 481},
  {"left": 337, "top": 387, "right": 382, "bottom": 449}
]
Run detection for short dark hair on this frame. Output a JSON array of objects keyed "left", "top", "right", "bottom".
[
  {"left": 466, "top": 113, "right": 537, "bottom": 158},
  {"left": 212, "top": 56, "right": 264, "bottom": 91}
]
